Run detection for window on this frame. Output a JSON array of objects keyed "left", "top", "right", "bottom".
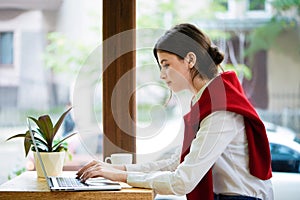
[
  {"left": 214, "top": 0, "right": 268, "bottom": 12},
  {"left": 214, "top": 0, "right": 228, "bottom": 10},
  {"left": 0, "top": 32, "right": 14, "bottom": 66},
  {"left": 272, "top": 144, "right": 300, "bottom": 159},
  {"left": 248, "top": 0, "right": 265, "bottom": 11},
  {"left": 270, "top": 143, "right": 300, "bottom": 173},
  {"left": 214, "top": 0, "right": 272, "bottom": 20}
]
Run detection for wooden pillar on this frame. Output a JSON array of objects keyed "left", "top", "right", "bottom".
[{"left": 102, "top": 0, "right": 136, "bottom": 162}]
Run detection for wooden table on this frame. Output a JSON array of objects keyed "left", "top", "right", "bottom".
[{"left": 0, "top": 171, "right": 154, "bottom": 200}]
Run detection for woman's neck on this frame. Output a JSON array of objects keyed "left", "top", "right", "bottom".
[{"left": 190, "top": 76, "right": 209, "bottom": 95}]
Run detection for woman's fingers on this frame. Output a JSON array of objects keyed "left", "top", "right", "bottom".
[
  {"left": 76, "top": 160, "right": 127, "bottom": 183},
  {"left": 78, "top": 164, "right": 127, "bottom": 183},
  {"left": 76, "top": 160, "right": 99, "bottom": 178},
  {"left": 80, "top": 164, "right": 103, "bottom": 182}
]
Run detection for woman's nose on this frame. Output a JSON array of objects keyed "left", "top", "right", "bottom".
[{"left": 160, "top": 69, "right": 166, "bottom": 79}]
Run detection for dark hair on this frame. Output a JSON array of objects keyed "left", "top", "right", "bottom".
[{"left": 153, "top": 23, "right": 224, "bottom": 80}]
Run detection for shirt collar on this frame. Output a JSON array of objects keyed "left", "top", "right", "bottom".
[{"left": 191, "top": 78, "right": 214, "bottom": 106}]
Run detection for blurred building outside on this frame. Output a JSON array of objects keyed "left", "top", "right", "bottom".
[{"left": 0, "top": 0, "right": 102, "bottom": 184}]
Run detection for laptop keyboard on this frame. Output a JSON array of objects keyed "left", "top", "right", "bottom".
[{"left": 57, "top": 177, "right": 84, "bottom": 187}]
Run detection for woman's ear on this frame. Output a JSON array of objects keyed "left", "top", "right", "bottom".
[{"left": 186, "top": 52, "right": 196, "bottom": 68}]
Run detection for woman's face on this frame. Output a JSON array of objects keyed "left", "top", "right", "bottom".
[{"left": 157, "top": 51, "right": 192, "bottom": 92}]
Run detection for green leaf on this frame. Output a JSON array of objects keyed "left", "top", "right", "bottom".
[
  {"left": 7, "top": 109, "right": 77, "bottom": 156},
  {"left": 29, "top": 115, "right": 54, "bottom": 150},
  {"left": 33, "top": 137, "right": 49, "bottom": 151},
  {"left": 24, "top": 130, "right": 31, "bottom": 157},
  {"left": 6, "top": 132, "right": 31, "bottom": 157},
  {"left": 53, "top": 107, "right": 72, "bottom": 137},
  {"left": 53, "top": 144, "right": 67, "bottom": 152},
  {"left": 6, "top": 133, "right": 27, "bottom": 141},
  {"left": 25, "top": 130, "right": 49, "bottom": 156},
  {"left": 35, "top": 128, "right": 48, "bottom": 144},
  {"left": 52, "top": 132, "right": 77, "bottom": 150},
  {"left": 27, "top": 116, "right": 39, "bottom": 127}
]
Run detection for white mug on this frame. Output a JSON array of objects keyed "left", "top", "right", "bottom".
[{"left": 104, "top": 153, "right": 133, "bottom": 165}]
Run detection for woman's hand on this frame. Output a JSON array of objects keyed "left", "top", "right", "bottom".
[{"left": 76, "top": 160, "right": 127, "bottom": 183}]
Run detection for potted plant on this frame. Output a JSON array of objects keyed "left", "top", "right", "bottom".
[{"left": 6, "top": 107, "right": 77, "bottom": 178}]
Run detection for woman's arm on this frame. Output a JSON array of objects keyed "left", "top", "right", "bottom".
[
  {"left": 76, "top": 145, "right": 181, "bottom": 180},
  {"left": 126, "top": 111, "right": 243, "bottom": 195},
  {"left": 77, "top": 111, "right": 243, "bottom": 195},
  {"left": 125, "top": 147, "right": 181, "bottom": 172}
]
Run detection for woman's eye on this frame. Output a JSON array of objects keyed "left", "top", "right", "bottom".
[{"left": 163, "top": 64, "right": 169, "bottom": 69}]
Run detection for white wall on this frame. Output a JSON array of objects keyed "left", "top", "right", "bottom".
[
  {"left": 56, "top": 0, "right": 101, "bottom": 43},
  {"left": 267, "top": 29, "right": 300, "bottom": 110}
]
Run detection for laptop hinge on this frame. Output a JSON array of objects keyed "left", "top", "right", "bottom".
[{"left": 47, "top": 177, "right": 54, "bottom": 188}]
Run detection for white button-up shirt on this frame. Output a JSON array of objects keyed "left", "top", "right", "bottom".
[{"left": 126, "top": 84, "right": 274, "bottom": 200}]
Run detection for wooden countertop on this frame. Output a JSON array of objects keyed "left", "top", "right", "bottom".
[{"left": 0, "top": 171, "right": 154, "bottom": 200}]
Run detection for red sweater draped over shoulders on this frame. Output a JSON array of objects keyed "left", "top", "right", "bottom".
[{"left": 181, "top": 71, "right": 272, "bottom": 200}]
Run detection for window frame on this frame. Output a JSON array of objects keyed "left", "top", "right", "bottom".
[{"left": 102, "top": 0, "right": 136, "bottom": 162}]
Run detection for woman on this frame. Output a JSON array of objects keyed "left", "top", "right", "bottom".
[{"left": 77, "top": 23, "right": 273, "bottom": 200}]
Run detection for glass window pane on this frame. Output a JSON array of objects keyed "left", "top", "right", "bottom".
[
  {"left": 0, "top": 1, "right": 102, "bottom": 184},
  {"left": 0, "top": 32, "right": 14, "bottom": 65},
  {"left": 249, "top": 0, "right": 265, "bottom": 11}
]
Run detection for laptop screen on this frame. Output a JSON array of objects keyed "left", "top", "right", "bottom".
[{"left": 27, "top": 118, "right": 49, "bottom": 178}]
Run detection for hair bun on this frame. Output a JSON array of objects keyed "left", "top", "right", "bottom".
[{"left": 208, "top": 46, "right": 224, "bottom": 65}]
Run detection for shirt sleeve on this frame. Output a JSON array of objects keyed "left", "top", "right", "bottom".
[
  {"left": 127, "top": 111, "right": 243, "bottom": 195},
  {"left": 125, "top": 147, "right": 181, "bottom": 172}
]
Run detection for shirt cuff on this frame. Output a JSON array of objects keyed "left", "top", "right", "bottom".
[
  {"left": 126, "top": 171, "right": 150, "bottom": 188},
  {"left": 125, "top": 164, "right": 141, "bottom": 172}
]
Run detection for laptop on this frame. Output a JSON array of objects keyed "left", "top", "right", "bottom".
[{"left": 27, "top": 118, "right": 122, "bottom": 191}]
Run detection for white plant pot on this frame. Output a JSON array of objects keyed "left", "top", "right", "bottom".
[{"left": 33, "top": 151, "right": 65, "bottom": 178}]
